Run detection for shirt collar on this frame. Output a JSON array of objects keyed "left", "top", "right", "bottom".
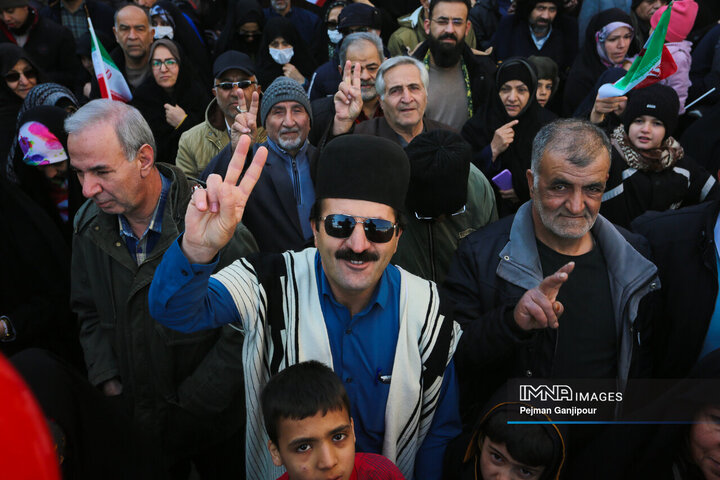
[
  {"left": 118, "top": 172, "right": 171, "bottom": 238},
  {"left": 315, "top": 251, "right": 392, "bottom": 316},
  {"left": 529, "top": 24, "right": 552, "bottom": 49}
]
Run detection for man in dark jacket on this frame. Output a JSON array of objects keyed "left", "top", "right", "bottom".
[
  {"left": 40, "top": 0, "right": 114, "bottom": 43},
  {"left": 469, "top": 0, "right": 509, "bottom": 50},
  {"left": 412, "top": 0, "right": 495, "bottom": 130},
  {"left": 67, "top": 99, "right": 257, "bottom": 477},
  {"left": 632, "top": 199, "right": 720, "bottom": 378},
  {"left": 110, "top": 4, "right": 154, "bottom": 91},
  {"left": 202, "top": 76, "right": 319, "bottom": 253},
  {"left": 492, "top": 0, "right": 578, "bottom": 75},
  {"left": 444, "top": 119, "right": 659, "bottom": 419},
  {"left": 0, "top": 0, "right": 83, "bottom": 89}
]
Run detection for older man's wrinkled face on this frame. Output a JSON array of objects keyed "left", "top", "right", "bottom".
[
  {"left": 344, "top": 40, "right": 382, "bottom": 102},
  {"left": 264, "top": 100, "right": 310, "bottom": 154},
  {"left": 529, "top": 148, "right": 609, "bottom": 241},
  {"left": 529, "top": 2, "right": 558, "bottom": 37},
  {"left": 114, "top": 6, "right": 154, "bottom": 62},
  {"left": 380, "top": 64, "right": 427, "bottom": 133}
]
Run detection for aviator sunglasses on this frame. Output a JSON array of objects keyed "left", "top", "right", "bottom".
[{"left": 320, "top": 214, "right": 398, "bottom": 244}]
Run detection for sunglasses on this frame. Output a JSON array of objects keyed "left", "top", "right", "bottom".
[
  {"left": 320, "top": 214, "right": 398, "bottom": 243},
  {"left": 5, "top": 68, "right": 37, "bottom": 83},
  {"left": 214, "top": 80, "right": 256, "bottom": 91},
  {"left": 151, "top": 59, "right": 178, "bottom": 69}
]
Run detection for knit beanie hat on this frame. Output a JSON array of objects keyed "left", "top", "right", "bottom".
[
  {"left": 315, "top": 135, "right": 410, "bottom": 212},
  {"left": 651, "top": 0, "right": 698, "bottom": 43},
  {"left": 623, "top": 84, "right": 679, "bottom": 137},
  {"left": 260, "top": 76, "right": 312, "bottom": 126},
  {"left": 404, "top": 130, "right": 470, "bottom": 218}
]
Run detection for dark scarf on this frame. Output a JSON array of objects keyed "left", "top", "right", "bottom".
[{"left": 255, "top": 16, "right": 317, "bottom": 89}]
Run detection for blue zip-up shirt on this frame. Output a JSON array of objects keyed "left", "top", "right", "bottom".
[{"left": 265, "top": 138, "right": 315, "bottom": 239}]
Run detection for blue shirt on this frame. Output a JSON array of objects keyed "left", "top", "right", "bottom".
[
  {"left": 149, "top": 241, "right": 461, "bottom": 480},
  {"left": 118, "top": 172, "right": 170, "bottom": 264},
  {"left": 265, "top": 138, "right": 315, "bottom": 239}
]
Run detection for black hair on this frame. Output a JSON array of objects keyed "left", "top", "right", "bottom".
[
  {"left": 261, "top": 361, "right": 351, "bottom": 445},
  {"left": 309, "top": 199, "right": 407, "bottom": 233},
  {"left": 428, "top": 0, "right": 472, "bottom": 19},
  {"left": 483, "top": 409, "right": 555, "bottom": 468}
]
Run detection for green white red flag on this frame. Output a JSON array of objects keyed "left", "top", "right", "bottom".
[
  {"left": 598, "top": 1, "right": 677, "bottom": 98},
  {"left": 88, "top": 18, "right": 132, "bottom": 102}
]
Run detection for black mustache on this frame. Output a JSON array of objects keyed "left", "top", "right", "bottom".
[
  {"left": 335, "top": 249, "right": 379, "bottom": 262},
  {"left": 439, "top": 33, "right": 457, "bottom": 41}
]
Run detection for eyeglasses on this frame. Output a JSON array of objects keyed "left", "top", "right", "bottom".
[
  {"left": 5, "top": 68, "right": 37, "bottom": 83},
  {"left": 431, "top": 16, "right": 467, "bottom": 27},
  {"left": 151, "top": 58, "right": 178, "bottom": 69},
  {"left": 320, "top": 214, "right": 398, "bottom": 243},
  {"left": 214, "top": 80, "right": 257, "bottom": 91}
]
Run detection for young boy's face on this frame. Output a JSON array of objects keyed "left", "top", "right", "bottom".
[
  {"left": 268, "top": 408, "right": 356, "bottom": 480},
  {"left": 479, "top": 437, "right": 546, "bottom": 480}
]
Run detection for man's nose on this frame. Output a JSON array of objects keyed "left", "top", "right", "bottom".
[
  {"left": 81, "top": 175, "right": 102, "bottom": 199},
  {"left": 566, "top": 189, "right": 584, "bottom": 214},
  {"left": 346, "top": 221, "right": 371, "bottom": 252}
]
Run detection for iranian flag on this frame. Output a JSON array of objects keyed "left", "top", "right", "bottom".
[
  {"left": 304, "top": 0, "right": 326, "bottom": 5},
  {"left": 597, "top": 1, "right": 677, "bottom": 98},
  {"left": 88, "top": 18, "right": 132, "bottom": 102}
]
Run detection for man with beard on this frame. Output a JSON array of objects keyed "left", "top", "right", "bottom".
[
  {"left": 0, "top": 0, "right": 83, "bottom": 90},
  {"left": 444, "top": 119, "right": 659, "bottom": 417},
  {"left": 201, "top": 76, "right": 318, "bottom": 253},
  {"left": 149, "top": 133, "right": 461, "bottom": 480},
  {"left": 492, "top": 0, "right": 578, "bottom": 76},
  {"left": 411, "top": 0, "right": 495, "bottom": 130}
]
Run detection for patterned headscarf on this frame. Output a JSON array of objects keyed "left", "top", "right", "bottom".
[
  {"left": 18, "top": 121, "right": 68, "bottom": 166},
  {"left": 595, "top": 21, "right": 634, "bottom": 66}
]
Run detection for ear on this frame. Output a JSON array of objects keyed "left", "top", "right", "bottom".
[
  {"left": 311, "top": 218, "right": 319, "bottom": 247},
  {"left": 350, "top": 418, "right": 356, "bottom": 444},
  {"left": 268, "top": 440, "right": 283, "bottom": 467},
  {"left": 526, "top": 169, "right": 534, "bottom": 198},
  {"left": 423, "top": 17, "right": 431, "bottom": 35},
  {"left": 212, "top": 86, "right": 218, "bottom": 98},
  {"left": 136, "top": 144, "right": 155, "bottom": 176}
]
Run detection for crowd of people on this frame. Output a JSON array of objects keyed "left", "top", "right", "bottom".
[{"left": 3, "top": 0, "right": 720, "bottom": 478}]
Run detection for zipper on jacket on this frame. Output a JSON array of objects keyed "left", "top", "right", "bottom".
[
  {"left": 427, "top": 222, "right": 436, "bottom": 282},
  {"left": 291, "top": 158, "right": 301, "bottom": 205}
]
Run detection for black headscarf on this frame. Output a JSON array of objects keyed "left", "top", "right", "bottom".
[
  {"left": 214, "top": 0, "right": 265, "bottom": 60},
  {"left": 255, "top": 17, "right": 317, "bottom": 89},
  {"left": 463, "top": 58, "right": 556, "bottom": 211},
  {"left": 563, "top": 8, "right": 635, "bottom": 116},
  {"left": 131, "top": 39, "right": 210, "bottom": 165}
]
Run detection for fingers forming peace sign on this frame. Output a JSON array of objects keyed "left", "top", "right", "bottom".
[
  {"left": 332, "top": 60, "right": 364, "bottom": 136},
  {"left": 231, "top": 90, "right": 260, "bottom": 151}
]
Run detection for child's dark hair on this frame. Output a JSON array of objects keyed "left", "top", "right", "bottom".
[
  {"left": 483, "top": 409, "right": 556, "bottom": 469},
  {"left": 261, "top": 361, "right": 351, "bottom": 445}
]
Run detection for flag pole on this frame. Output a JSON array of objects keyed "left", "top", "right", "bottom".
[{"left": 685, "top": 88, "right": 717, "bottom": 111}]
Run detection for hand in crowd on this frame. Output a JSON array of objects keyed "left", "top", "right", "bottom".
[
  {"left": 230, "top": 90, "right": 259, "bottom": 152},
  {"left": 164, "top": 103, "right": 188, "bottom": 129},
  {"left": 101, "top": 378, "right": 123, "bottom": 396},
  {"left": 181, "top": 135, "right": 268, "bottom": 264},
  {"left": 490, "top": 119, "right": 519, "bottom": 161},
  {"left": 590, "top": 95, "right": 627, "bottom": 124},
  {"left": 282, "top": 63, "right": 306, "bottom": 85},
  {"left": 332, "top": 60, "right": 363, "bottom": 136},
  {"left": 513, "top": 262, "right": 575, "bottom": 331}
]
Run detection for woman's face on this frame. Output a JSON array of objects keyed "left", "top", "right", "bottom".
[
  {"left": 604, "top": 26, "right": 633, "bottom": 65},
  {"left": 690, "top": 406, "right": 720, "bottom": 480},
  {"left": 269, "top": 36, "right": 292, "bottom": 49},
  {"left": 150, "top": 45, "right": 179, "bottom": 90},
  {"left": 628, "top": 115, "right": 665, "bottom": 151},
  {"left": 38, "top": 160, "right": 68, "bottom": 180},
  {"left": 499, "top": 80, "right": 530, "bottom": 117},
  {"left": 4, "top": 58, "right": 37, "bottom": 99},
  {"left": 536, "top": 79, "right": 553, "bottom": 107}
]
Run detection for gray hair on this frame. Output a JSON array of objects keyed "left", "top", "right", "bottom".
[
  {"left": 375, "top": 56, "right": 428, "bottom": 100},
  {"left": 338, "top": 32, "right": 385, "bottom": 67},
  {"left": 65, "top": 99, "right": 156, "bottom": 162},
  {"left": 530, "top": 118, "right": 611, "bottom": 184}
]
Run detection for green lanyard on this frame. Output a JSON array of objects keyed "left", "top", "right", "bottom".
[{"left": 423, "top": 50, "right": 474, "bottom": 119}]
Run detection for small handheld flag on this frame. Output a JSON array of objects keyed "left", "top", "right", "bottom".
[{"left": 88, "top": 18, "right": 132, "bottom": 102}]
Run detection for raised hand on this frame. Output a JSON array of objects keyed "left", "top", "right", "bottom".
[
  {"left": 182, "top": 135, "right": 268, "bottom": 264},
  {"left": 332, "top": 60, "right": 363, "bottom": 135},
  {"left": 490, "top": 119, "right": 519, "bottom": 161},
  {"left": 230, "top": 90, "right": 259, "bottom": 151},
  {"left": 513, "top": 262, "right": 575, "bottom": 331},
  {"left": 590, "top": 94, "right": 627, "bottom": 124},
  {"left": 282, "top": 63, "right": 306, "bottom": 84}
]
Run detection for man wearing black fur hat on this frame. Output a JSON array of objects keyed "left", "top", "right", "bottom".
[
  {"left": 149, "top": 134, "right": 462, "bottom": 480},
  {"left": 492, "top": 0, "right": 578, "bottom": 75}
]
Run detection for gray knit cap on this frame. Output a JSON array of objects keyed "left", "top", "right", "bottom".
[{"left": 259, "top": 77, "right": 312, "bottom": 126}]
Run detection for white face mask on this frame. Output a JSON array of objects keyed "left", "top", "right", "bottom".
[
  {"left": 269, "top": 47, "right": 294, "bottom": 65},
  {"left": 154, "top": 26, "right": 174, "bottom": 39},
  {"left": 327, "top": 28, "right": 343, "bottom": 44}
]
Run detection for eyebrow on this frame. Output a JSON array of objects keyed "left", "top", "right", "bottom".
[{"left": 286, "top": 423, "right": 351, "bottom": 449}]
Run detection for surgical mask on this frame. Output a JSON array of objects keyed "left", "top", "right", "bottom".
[
  {"left": 327, "top": 28, "right": 343, "bottom": 44},
  {"left": 154, "top": 26, "right": 174, "bottom": 39},
  {"left": 269, "top": 47, "right": 294, "bottom": 65}
]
